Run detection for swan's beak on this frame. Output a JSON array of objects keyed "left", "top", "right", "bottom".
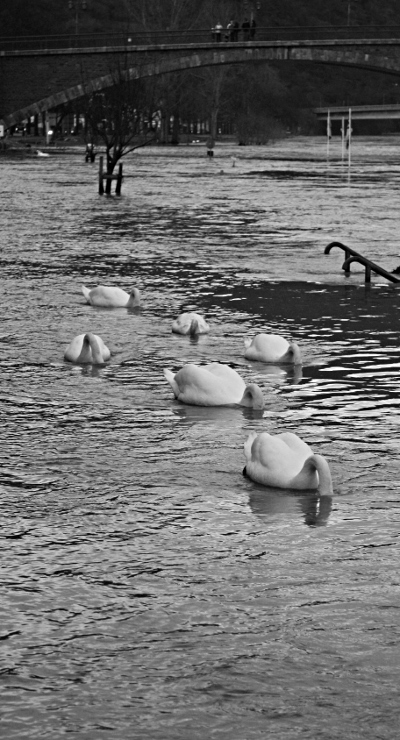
[{"left": 242, "top": 466, "right": 247, "bottom": 477}]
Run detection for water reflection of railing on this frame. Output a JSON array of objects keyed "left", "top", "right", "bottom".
[
  {"left": 1, "top": 25, "right": 400, "bottom": 51},
  {"left": 325, "top": 241, "right": 400, "bottom": 284}
]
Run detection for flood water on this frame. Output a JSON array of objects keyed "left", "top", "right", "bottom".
[{"left": 1, "top": 136, "right": 400, "bottom": 739}]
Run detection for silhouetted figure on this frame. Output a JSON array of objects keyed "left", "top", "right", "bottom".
[
  {"left": 206, "top": 136, "right": 215, "bottom": 158},
  {"left": 242, "top": 17, "right": 250, "bottom": 41},
  {"left": 250, "top": 18, "right": 256, "bottom": 40},
  {"left": 85, "top": 143, "right": 96, "bottom": 162},
  {"left": 227, "top": 19, "right": 235, "bottom": 41}
]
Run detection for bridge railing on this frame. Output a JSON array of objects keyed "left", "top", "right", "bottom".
[{"left": 1, "top": 25, "right": 400, "bottom": 52}]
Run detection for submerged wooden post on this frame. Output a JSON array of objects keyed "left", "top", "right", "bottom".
[
  {"left": 98, "top": 156, "right": 104, "bottom": 195},
  {"left": 115, "top": 163, "right": 123, "bottom": 196}
]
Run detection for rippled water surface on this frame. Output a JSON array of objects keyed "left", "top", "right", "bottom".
[{"left": 1, "top": 137, "right": 400, "bottom": 739}]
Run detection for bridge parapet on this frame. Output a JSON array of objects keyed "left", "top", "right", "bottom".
[{"left": 1, "top": 25, "right": 400, "bottom": 52}]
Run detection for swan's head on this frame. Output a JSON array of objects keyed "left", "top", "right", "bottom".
[{"left": 240, "top": 383, "right": 265, "bottom": 410}]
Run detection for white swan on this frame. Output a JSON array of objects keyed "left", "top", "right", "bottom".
[
  {"left": 64, "top": 333, "right": 111, "bottom": 364},
  {"left": 82, "top": 285, "right": 141, "bottom": 308},
  {"left": 164, "top": 363, "right": 264, "bottom": 408},
  {"left": 243, "top": 431, "right": 332, "bottom": 492},
  {"left": 172, "top": 312, "right": 210, "bottom": 336},
  {"left": 244, "top": 334, "right": 302, "bottom": 364}
]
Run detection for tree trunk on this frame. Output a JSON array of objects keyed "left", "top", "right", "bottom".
[
  {"left": 105, "top": 154, "right": 117, "bottom": 195},
  {"left": 159, "top": 110, "right": 169, "bottom": 144},
  {"left": 210, "top": 109, "right": 218, "bottom": 141}
]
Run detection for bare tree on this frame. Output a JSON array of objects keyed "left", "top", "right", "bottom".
[{"left": 81, "top": 62, "right": 161, "bottom": 193}]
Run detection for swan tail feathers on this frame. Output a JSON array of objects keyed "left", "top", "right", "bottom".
[
  {"left": 244, "top": 337, "right": 252, "bottom": 350},
  {"left": 163, "top": 369, "right": 180, "bottom": 398},
  {"left": 244, "top": 431, "right": 258, "bottom": 462},
  {"left": 82, "top": 286, "right": 91, "bottom": 303}
]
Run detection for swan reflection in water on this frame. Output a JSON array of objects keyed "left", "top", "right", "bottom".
[
  {"left": 247, "top": 362, "right": 303, "bottom": 385},
  {"left": 249, "top": 487, "right": 332, "bottom": 527},
  {"left": 172, "top": 403, "right": 264, "bottom": 426},
  {"left": 77, "top": 364, "right": 106, "bottom": 379}
]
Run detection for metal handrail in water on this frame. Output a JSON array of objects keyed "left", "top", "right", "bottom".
[{"left": 324, "top": 241, "right": 400, "bottom": 283}]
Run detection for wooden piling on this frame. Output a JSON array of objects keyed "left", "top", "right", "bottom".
[
  {"left": 98, "top": 156, "right": 104, "bottom": 195},
  {"left": 115, "top": 163, "right": 123, "bottom": 196},
  {"left": 98, "top": 158, "right": 124, "bottom": 196}
]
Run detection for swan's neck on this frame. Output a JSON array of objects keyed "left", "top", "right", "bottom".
[
  {"left": 83, "top": 333, "right": 104, "bottom": 364},
  {"left": 240, "top": 383, "right": 265, "bottom": 409},
  {"left": 189, "top": 319, "right": 200, "bottom": 336},
  {"left": 311, "top": 454, "right": 333, "bottom": 494},
  {"left": 288, "top": 342, "right": 302, "bottom": 365},
  {"left": 127, "top": 289, "right": 141, "bottom": 307}
]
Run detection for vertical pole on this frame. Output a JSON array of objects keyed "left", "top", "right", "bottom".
[
  {"left": 38, "top": 112, "right": 45, "bottom": 138},
  {"left": 326, "top": 109, "right": 331, "bottom": 161},
  {"left": 347, "top": 107, "right": 352, "bottom": 171},
  {"left": 341, "top": 116, "right": 345, "bottom": 163},
  {"left": 98, "top": 156, "right": 104, "bottom": 195},
  {"left": 115, "top": 163, "right": 123, "bottom": 195},
  {"left": 45, "top": 112, "right": 51, "bottom": 145}
]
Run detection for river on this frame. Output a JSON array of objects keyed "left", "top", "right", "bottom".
[{"left": 1, "top": 136, "right": 400, "bottom": 739}]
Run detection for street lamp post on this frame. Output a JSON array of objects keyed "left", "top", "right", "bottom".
[
  {"left": 69, "top": 0, "right": 87, "bottom": 38},
  {"left": 243, "top": 0, "right": 261, "bottom": 20},
  {"left": 346, "top": 0, "right": 358, "bottom": 26}
]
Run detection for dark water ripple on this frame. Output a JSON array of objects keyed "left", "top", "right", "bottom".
[{"left": 1, "top": 138, "right": 400, "bottom": 739}]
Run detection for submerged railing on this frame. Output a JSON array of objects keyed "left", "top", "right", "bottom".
[{"left": 324, "top": 241, "right": 400, "bottom": 284}]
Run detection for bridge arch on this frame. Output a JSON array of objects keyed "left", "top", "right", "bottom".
[{"left": 3, "top": 41, "right": 400, "bottom": 128}]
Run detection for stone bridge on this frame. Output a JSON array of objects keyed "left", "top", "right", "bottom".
[{"left": 2, "top": 33, "right": 400, "bottom": 128}]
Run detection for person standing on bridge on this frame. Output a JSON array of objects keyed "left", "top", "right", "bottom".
[
  {"left": 250, "top": 18, "right": 256, "bottom": 40},
  {"left": 227, "top": 19, "right": 235, "bottom": 41},
  {"left": 214, "top": 22, "right": 223, "bottom": 42},
  {"left": 242, "top": 18, "right": 251, "bottom": 41}
]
